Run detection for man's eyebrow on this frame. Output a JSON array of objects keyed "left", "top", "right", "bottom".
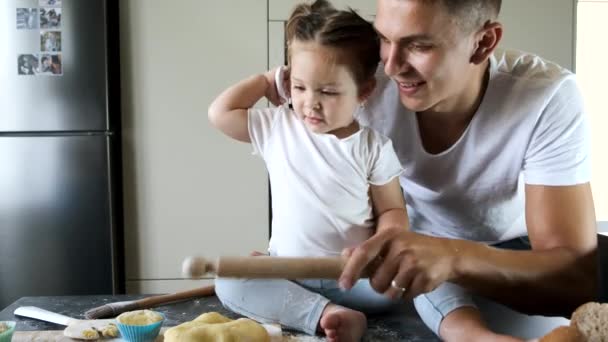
[{"left": 374, "top": 28, "right": 433, "bottom": 44}]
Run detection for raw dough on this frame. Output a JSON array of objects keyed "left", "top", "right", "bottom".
[
  {"left": 117, "top": 310, "right": 163, "bottom": 326},
  {"left": 164, "top": 312, "right": 270, "bottom": 342},
  {"left": 100, "top": 323, "right": 119, "bottom": 337},
  {"left": 79, "top": 323, "right": 117, "bottom": 339},
  {"left": 81, "top": 329, "right": 100, "bottom": 339}
]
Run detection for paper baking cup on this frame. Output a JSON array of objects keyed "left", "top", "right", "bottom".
[
  {"left": 0, "top": 321, "right": 16, "bottom": 342},
  {"left": 116, "top": 314, "right": 164, "bottom": 342}
]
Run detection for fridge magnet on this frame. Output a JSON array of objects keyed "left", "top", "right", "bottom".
[
  {"left": 39, "top": 0, "right": 62, "bottom": 7},
  {"left": 16, "top": 8, "right": 38, "bottom": 29},
  {"left": 39, "top": 54, "right": 63, "bottom": 76},
  {"left": 40, "top": 7, "right": 61, "bottom": 29},
  {"left": 40, "top": 31, "right": 61, "bottom": 52},
  {"left": 17, "top": 54, "right": 40, "bottom": 75}
]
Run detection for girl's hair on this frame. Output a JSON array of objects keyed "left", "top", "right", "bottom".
[{"left": 285, "top": 0, "right": 379, "bottom": 89}]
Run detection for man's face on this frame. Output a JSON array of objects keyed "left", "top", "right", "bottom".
[{"left": 375, "top": 0, "right": 479, "bottom": 114}]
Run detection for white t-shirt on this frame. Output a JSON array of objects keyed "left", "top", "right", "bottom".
[
  {"left": 248, "top": 105, "right": 403, "bottom": 257},
  {"left": 359, "top": 49, "right": 591, "bottom": 243}
]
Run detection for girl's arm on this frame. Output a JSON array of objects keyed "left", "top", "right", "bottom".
[
  {"left": 208, "top": 69, "right": 280, "bottom": 142},
  {"left": 370, "top": 177, "right": 409, "bottom": 235}
]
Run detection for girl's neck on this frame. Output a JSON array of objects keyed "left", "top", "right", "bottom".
[{"left": 328, "top": 120, "right": 360, "bottom": 139}]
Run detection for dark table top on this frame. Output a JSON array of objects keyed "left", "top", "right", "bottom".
[{"left": 0, "top": 295, "right": 439, "bottom": 341}]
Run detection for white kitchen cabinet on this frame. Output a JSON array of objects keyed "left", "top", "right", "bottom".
[
  {"left": 577, "top": 0, "right": 608, "bottom": 224},
  {"left": 120, "top": 0, "right": 269, "bottom": 293}
]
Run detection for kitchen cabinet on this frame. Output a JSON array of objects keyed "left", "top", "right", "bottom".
[{"left": 120, "top": 0, "right": 269, "bottom": 293}]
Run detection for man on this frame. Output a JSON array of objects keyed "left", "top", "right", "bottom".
[{"left": 339, "top": 0, "right": 598, "bottom": 340}]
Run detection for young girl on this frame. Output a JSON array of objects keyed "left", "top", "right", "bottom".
[{"left": 208, "top": 1, "right": 409, "bottom": 340}]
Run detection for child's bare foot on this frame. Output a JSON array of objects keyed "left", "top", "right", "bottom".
[{"left": 319, "top": 304, "right": 367, "bottom": 342}]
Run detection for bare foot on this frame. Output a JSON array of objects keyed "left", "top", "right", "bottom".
[{"left": 319, "top": 304, "right": 367, "bottom": 342}]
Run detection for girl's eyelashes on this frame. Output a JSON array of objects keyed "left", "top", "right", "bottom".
[{"left": 291, "top": 85, "right": 339, "bottom": 96}]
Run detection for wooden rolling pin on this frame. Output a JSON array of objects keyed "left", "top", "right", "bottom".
[
  {"left": 183, "top": 256, "right": 371, "bottom": 279},
  {"left": 84, "top": 285, "right": 216, "bottom": 319}
]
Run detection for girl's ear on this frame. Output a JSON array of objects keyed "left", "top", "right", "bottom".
[{"left": 358, "top": 78, "right": 377, "bottom": 103}]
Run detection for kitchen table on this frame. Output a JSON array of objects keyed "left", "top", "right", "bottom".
[{"left": 0, "top": 295, "right": 439, "bottom": 341}]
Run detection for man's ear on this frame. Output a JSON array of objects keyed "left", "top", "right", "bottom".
[
  {"left": 471, "top": 21, "right": 503, "bottom": 65},
  {"left": 358, "top": 78, "right": 377, "bottom": 103}
]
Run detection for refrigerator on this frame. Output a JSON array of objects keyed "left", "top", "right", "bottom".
[{"left": 0, "top": 0, "right": 124, "bottom": 308}]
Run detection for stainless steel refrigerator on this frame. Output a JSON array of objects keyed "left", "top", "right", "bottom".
[{"left": 0, "top": 0, "right": 124, "bottom": 308}]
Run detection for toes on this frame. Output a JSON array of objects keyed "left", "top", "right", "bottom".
[
  {"left": 320, "top": 313, "right": 341, "bottom": 331},
  {"left": 325, "top": 329, "right": 338, "bottom": 339}
]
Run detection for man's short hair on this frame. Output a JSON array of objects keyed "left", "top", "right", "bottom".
[{"left": 435, "top": 0, "right": 502, "bottom": 32}]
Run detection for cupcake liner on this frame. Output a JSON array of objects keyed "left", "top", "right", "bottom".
[
  {"left": 116, "top": 313, "right": 164, "bottom": 342},
  {"left": 0, "top": 321, "right": 16, "bottom": 342}
]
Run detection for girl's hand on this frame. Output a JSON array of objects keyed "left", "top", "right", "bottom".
[{"left": 263, "top": 66, "right": 290, "bottom": 106}]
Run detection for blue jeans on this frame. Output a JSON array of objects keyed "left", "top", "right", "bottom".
[
  {"left": 413, "top": 237, "right": 570, "bottom": 339},
  {"left": 215, "top": 277, "right": 401, "bottom": 335}
]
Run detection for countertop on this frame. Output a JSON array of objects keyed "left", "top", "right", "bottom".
[{"left": 0, "top": 295, "right": 439, "bottom": 341}]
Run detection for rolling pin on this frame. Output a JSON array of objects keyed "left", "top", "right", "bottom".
[{"left": 182, "top": 256, "right": 372, "bottom": 279}]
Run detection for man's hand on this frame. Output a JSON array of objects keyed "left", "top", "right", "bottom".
[{"left": 340, "top": 228, "right": 462, "bottom": 300}]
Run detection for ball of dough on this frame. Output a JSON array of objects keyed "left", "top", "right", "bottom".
[
  {"left": 182, "top": 256, "right": 207, "bottom": 278},
  {"left": 164, "top": 312, "right": 269, "bottom": 342}
]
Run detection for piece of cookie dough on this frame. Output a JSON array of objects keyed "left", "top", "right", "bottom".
[
  {"left": 164, "top": 312, "right": 269, "bottom": 342},
  {"left": 100, "top": 323, "right": 119, "bottom": 338}
]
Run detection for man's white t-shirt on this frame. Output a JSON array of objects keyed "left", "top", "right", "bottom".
[
  {"left": 248, "top": 106, "right": 403, "bottom": 257},
  {"left": 359, "top": 49, "right": 591, "bottom": 243}
]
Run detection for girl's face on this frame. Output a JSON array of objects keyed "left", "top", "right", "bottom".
[{"left": 289, "top": 41, "right": 364, "bottom": 138}]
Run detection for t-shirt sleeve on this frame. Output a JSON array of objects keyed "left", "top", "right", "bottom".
[
  {"left": 368, "top": 132, "right": 404, "bottom": 185},
  {"left": 523, "top": 77, "right": 591, "bottom": 185},
  {"left": 248, "top": 106, "right": 283, "bottom": 157}
]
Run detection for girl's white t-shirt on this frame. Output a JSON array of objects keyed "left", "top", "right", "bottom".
[
  {"left": 359, "top": 49, "right": 591, "bottom": 243},
  {"left": 248, "top": 105, "right": 403, "bottom": 257}
]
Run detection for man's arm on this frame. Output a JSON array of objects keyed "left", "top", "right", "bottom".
[
  {"left": 340, "top": 183, "right": 597, "bottom": 316},
  {"left": 454, "top": 183, "right": 597, "bottom": 316}
]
